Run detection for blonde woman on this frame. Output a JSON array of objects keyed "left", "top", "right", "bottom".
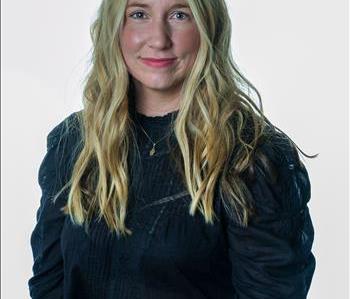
[{"left": 28, "top": 0, "right": 317, "bottom": 298}]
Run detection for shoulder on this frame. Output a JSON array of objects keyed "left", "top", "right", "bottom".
[
  {"left": 46, "top": 110, "right": 83, "bottom": 151},
  {"left": 247, "top": 127, "right": 311, "bottom": 218},
  {"left": 39, "top": 110, "right": 83, "bottom": 190}
]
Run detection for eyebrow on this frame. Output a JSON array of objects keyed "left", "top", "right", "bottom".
[{"left": 127, "top": 2, "right": 190, "bottom": 9}]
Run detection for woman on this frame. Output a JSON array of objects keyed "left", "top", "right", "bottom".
[{"left": 28, "top": 0, "right": 317, "bottom": 298}]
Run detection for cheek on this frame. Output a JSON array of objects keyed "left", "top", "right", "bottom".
[
  {"left": 174, "top": 27, "right": 200, "bottom": 55},
  {"left": 120, "top": 28, "right": 143, "bottom": 53}
]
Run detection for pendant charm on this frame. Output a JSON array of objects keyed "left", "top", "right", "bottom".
[{"left": 149, "top": 145, "right": 156, "bottom": 156}]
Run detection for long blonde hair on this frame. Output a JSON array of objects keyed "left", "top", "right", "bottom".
[{"left": 55, "top": 0, "right": 317, "bottom": 237}]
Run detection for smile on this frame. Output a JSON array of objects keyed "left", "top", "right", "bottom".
[{"left": 140, "top": 58, "right": 177, "bottom": 68}]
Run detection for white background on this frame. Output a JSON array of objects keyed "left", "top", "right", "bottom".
[{"left": 2, "top": 0, "right": 349, "bottom": 298}]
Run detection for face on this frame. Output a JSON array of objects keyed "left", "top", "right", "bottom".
[{"left": 119, "top": 0, "right": 200, "bottom": 95}]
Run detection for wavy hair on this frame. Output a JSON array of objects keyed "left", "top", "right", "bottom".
[{"left": 55, "top": 0, "right": 317, "bottom": 237}]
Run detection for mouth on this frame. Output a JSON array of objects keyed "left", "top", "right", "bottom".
[{"left": 140, "top": 57, "right": 177, "bottom": 68}]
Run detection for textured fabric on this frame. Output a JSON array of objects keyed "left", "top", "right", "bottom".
[{"left": 28, "top": 109, "right": 316, "bottom": 299}]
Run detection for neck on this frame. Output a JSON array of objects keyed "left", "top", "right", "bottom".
[{"left": 133, "top": 82, "right": 181, "bottom": 117}]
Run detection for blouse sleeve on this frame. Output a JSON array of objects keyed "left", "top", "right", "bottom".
[
  {"left": 223, "top": 138, "right": 316, "bottom": 299},
  {"left": 28, "top": 113, "right": 81, "bottom": 299}
]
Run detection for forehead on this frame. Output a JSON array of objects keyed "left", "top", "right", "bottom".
[{"left": 126, "top": 0, "right": 189, "bottom": 8}]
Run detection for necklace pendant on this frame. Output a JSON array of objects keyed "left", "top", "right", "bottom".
[{"left": 149, "top": 145, "right": 156, "bottom": 156}]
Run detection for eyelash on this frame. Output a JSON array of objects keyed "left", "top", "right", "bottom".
[{"left": 128, "top": 10, "right": 189, "bottom": 21}]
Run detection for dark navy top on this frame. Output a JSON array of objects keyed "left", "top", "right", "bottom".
[{"left": 28, "top": 109, "right": 316, "bottom": 299}]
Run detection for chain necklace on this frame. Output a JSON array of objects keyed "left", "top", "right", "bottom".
[{"left": 135, "top": 111, "right": 176, "bottom": 156}]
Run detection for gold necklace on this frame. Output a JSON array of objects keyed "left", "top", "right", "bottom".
[{"left": 135, "top": 112, "right": 175, "bottom": 156}]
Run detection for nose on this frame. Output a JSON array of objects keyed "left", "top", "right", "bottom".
[{"left": 148, "top": 19, "right": 172, "bottom": 49}]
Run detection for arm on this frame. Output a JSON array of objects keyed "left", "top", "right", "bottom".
[
  {"left": 28, "top": 113, "right": 81, "bottom": 299},
  {"left": 224, "top": 139, "right": 316, "bottom": 299}
]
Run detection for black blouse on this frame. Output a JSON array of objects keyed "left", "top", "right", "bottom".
[{"left": 28, "top": 110, "right": 316, "bottom": 299}]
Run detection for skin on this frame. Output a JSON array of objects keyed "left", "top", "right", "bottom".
[{"left": 119, "top": 0, "right": 200, "bottom": 116}]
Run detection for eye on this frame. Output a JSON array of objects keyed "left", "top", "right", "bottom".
[
  {"left": 129, "top": 11, "right": 147, "bottom": 19},
  {"left": 171, "top": 11, "right": 190, "bottom": 20},
  {"left": 128, "top": 10, "right": 190, "bottom": 21}
]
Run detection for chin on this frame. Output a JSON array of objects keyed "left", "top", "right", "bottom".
[
  {"left": 142, "top": 80, "right": 175, "bottom": 91},
  {"left": 147, "top": 85, "right": 175, "bottom": 92}
]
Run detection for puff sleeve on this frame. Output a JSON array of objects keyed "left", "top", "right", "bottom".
[
  {"left": 224, "top": 139, "right": 316, "bottom": 298},
  {"left": 28, "top": 113, "right": 81, "bottom": 299}
]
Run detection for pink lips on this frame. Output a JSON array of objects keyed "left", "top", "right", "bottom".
[{"left": 141, "top": 57, "right": 177, "bottom": 68}]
